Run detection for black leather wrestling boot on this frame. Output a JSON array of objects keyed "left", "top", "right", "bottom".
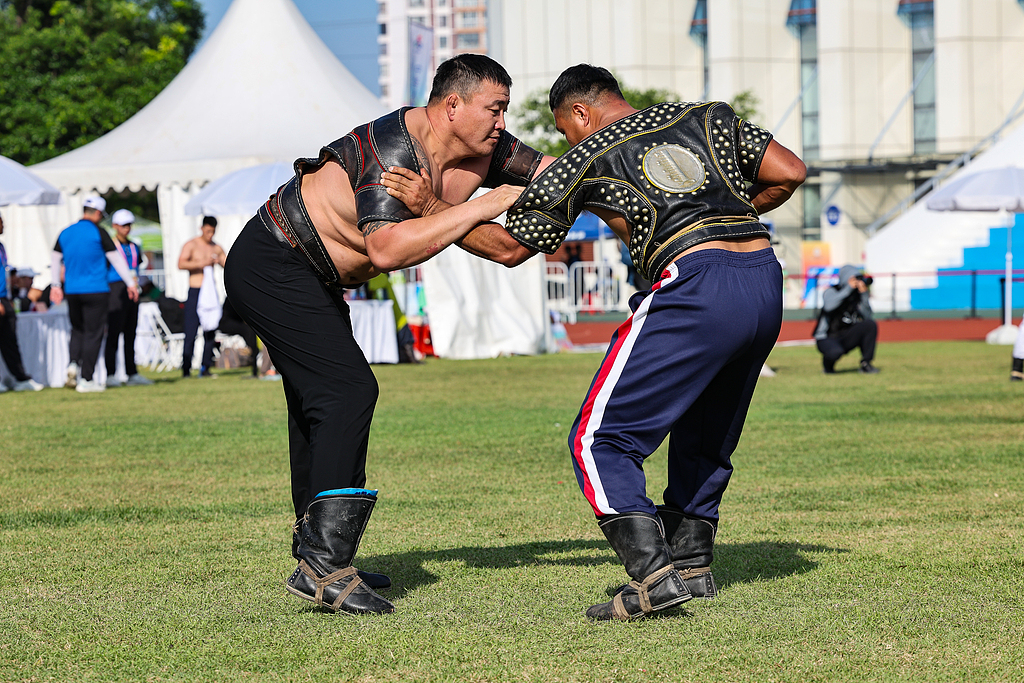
[
  {"left": 285, "top": 492, "right": 395, "bottom": 614},
  {"left": 586, "top": 512, "right": 692, "bottom": 621},
  {"left": 292, "top": 517, "right": 391, "bottom": 590},
  {"left": 658, "top": 506, "right": 719, "bottom": 600}
]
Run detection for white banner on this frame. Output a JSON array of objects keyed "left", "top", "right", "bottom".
[{"left": 408, "top": 21, "right": 434, "bottom": 106}]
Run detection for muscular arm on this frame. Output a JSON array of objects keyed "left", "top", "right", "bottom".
[
  {"left": 380, "top": 155, "right": 556, "bottom": 268},
  {"left": 361, "top": 185, "right": 524, "bottom": 272},
  {"left": 177, "top": 242, "right": 199, "bottom": 271},
  {"left": 747, "top": 140, "right": 806, "bottom": 214}
]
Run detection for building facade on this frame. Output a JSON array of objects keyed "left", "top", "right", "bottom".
[
  {"left": 377, "top": 0, "right": 491, "bottom": 109},
  {"left": 379, "top": 0, "right": 1024, "bottom": 301},
  {"left": 492, "top": 0, "right": 1024, "bottom": 292}
]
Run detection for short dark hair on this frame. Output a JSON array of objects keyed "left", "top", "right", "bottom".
[
  {"left": 202, "top": 216, "right": 218, "bottom": 228},
  {"left": 428, "top": 53, "right": 512, "bottom": 104},
  {"left": 548, "top": 64, "right": 624, "bottom": 112}
]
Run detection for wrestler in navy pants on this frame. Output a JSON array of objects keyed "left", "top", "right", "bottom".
[{"left": 568, "top": 248, "right": 782, "bottom": 523}]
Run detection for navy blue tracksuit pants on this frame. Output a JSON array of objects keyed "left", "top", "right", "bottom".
[{"left": 568, "top": 248, "right": 783, "bottom": 523}]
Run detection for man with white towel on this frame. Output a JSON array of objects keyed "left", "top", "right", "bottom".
[{"left": 177, "top": 215, "right": 224, "bottom": 378}]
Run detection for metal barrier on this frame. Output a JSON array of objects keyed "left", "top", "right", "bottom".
[
  {"left": 140, "top": 268, "right": 168, "bottom": 292},
  {"left": 541, "top": 264, "right": 1024, "bottom": 317},
  {"left": 543, "top": 260, "right": 632, "bottom": 320}
]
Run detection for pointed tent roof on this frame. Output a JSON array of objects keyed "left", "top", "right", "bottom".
[{"left": 32, "top": 0, "right": 384, "bottom": 192}]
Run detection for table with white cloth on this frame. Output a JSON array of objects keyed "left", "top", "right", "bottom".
[
  {"left": 347, "top": 299, "right": 399, "bottom": 364},
  {"left": 0, "top": 298, "right": 398, "bottom": 388}
]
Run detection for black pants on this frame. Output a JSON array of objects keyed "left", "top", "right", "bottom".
[
  {"left": 105, "top": 281, "right": 139, "bottom": 377},
  {"left": 182, "top": 286, "right": 216, "bottom": 375},
  {"left": 67, "top": 292, "right": 109, "bottom": 381},
  {"left": 224, "top": 217, "right": 378, "bottom": 519},
  {"left": 816, "top": 319, "right": 878, "bottom": 370},
  {"left": 219, "top": 297, "right": 259, "bottom": 376},
  {"left": 0, "top": 297, "right": 30, "bottom": 382}
]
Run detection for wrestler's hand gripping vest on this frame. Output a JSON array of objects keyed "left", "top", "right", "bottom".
[{"left": 504, "top": 102, "right": 773, "bottom": 281}]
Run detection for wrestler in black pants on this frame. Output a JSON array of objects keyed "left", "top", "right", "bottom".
[
  {"left": 105, "top": 280, "right": 139, "bottom": 377},
  {"left": 182, "top": 286, "right": 216, "bottom": 376},
  {"left": 816, "top": 319, "right": 878, "bottom": 372},
  {"left": 219, "top": 297, "right": 259, "bottom": 376},
  {"left": 67, "top": 292, "right": 109, "bottom": 382},
  {"left": 0, "top": 297, "right": 31, "bottom": 382},
  {"left": 224, "top": 217, "right": 377, "bottom": 519}
]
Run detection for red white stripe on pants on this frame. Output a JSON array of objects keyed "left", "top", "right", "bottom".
[{"left": 570, "top": 263, "right": 679, "bottom": 516}]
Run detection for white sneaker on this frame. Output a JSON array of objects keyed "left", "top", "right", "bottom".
[
  {"left": 66, "top": 362, "right": 79, "bottom": 389},
  {"left": 75, "top": 378, "right": 106, "bottom": 393},
  {"left": 13, "top": 379, "right": 45, "bottom": 392},
  {"left": 105, "top": 376, "right": 123, "bottom": 388},
  {"left": 125, "top": 373, "right": 154, "bottom": 386},
  {"left": 0, "top": 382, "right": 7, "bottom": 393}
]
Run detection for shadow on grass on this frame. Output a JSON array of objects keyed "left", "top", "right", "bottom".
[{"left": 358, "top": 538, "right": 841, "bottom": 599}]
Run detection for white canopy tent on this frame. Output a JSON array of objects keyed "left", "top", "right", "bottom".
[
  {"left": 6, "top": 0, "right": 384, "bottom": 299},
  {"left": 4, "top": 0, "right": 552, "bottom": 358}
]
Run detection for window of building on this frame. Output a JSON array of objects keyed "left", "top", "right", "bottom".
[
  {"left": 802, "top": 184, "right": 822, "bottom": 241},
  {"left": 787, "top": 1, "right": 819, "bottom": 161},
  {"left": 439, "top": 35, "right": 448, "bottom": 48},
  {"left": 455, "top": 32, "right": 481, "bottom": 49},
  {"left": 689, "top": 0, "right": 708, "bottom": 100},
  {"left": 378, "top": 2, "right": 386, "bottom": 16},
  {"left": 379, "top": 42, "right": 388, "bottom": 56},
  {"left": 439, "top": 15, "right": 447, "bottom": 27},
  {"left": 381, "top": 84, "right": 389, "bottom": 98},
  {"left": 454, "top": 0, "right": 478, "bottom": 8},
  {"left": 379, "top": 23, "right": 387, "bottom": 35},
  {"left": 457, "top": 11, "right": 479, "bottom": 28},
  {"left": 899, "top": 0, "right": 936, "bottom": 154},
  {"left": 409, "top": 0, "right": 425, "bottom": 6}
]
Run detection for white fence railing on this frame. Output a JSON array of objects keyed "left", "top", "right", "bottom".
[{"left": 545, "top": 260, "right": 633, "bottom": 323}]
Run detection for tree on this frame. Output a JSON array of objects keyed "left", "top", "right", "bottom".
[
  {"left": 513, "top": 82, "right": 764, "bottom": 157},
  {"left": 0, "top": 0, "right": 204, "bottom": 165},
  {"left": 729, "top": 89, "right": 760, "bottom": 123}
]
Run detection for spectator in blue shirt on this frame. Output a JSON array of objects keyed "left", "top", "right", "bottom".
[
  {"left": 0, "top": 212, "right": 44, "bottom": 392},
  {"left": 50, "top": 196, "right": 139, "bottom": 393},
  {"left": 104, "top": 209, "right": 153, "bottom": 388}
]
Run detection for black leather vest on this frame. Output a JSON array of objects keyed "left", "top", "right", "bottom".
[
  {"left": 293, "top": 108, "right": 542, "bottom": 230},
  {"left": 504, "top": 101, "right": 773, "bottom": 281}
]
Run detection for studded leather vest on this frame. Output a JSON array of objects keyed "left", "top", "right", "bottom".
[
  {"left": 294, "top": 108, "right": 543, "bottom": 230},
  {"left": 504, "top": 102, "right": 774, "bottom": 281}
]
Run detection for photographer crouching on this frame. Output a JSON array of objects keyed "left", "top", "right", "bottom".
[{"left": 813, "top": 264, "right": 880, "bottom": 374}]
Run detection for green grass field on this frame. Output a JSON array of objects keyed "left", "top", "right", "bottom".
[{"left": 2, "top": 341, "right": 1022, "bottom": 682}]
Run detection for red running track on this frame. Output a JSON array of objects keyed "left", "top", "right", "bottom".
[{"left": 564, "top": 316, "right": 1008, "bottom": 346}]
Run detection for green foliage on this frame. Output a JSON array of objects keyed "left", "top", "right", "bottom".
[
  {"left": 0, "top": 0, "right": 204, "bottom": 165},
  {"left": 730, "top": 88, "right": 761, "bottom": 123},
  {"left": 513, "top": 81, "right": 681, "bottom": 157}
]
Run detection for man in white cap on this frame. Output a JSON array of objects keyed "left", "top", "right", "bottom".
[
  {"left": 0, "top": 212, "right": 44, "bottom": 392},
  {"left": 51, "top": 196, "right": 139, "bottom": 393},
  {"left": 104, "top": 208, "right": 152, "bottom": 387}
]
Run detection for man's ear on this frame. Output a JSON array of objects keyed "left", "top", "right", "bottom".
[
  {"left": 571, "top": 102, "right": 590, "bottom": 127},
  {"left": 445, "top": 93, "right": 460, "bottom": 121}
]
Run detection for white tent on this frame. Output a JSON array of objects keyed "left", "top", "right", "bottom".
[
  {"left": 865, "top": 119, "right": 1024, "bottom": 312},
  {"left": 7, "top": 0, "right": 384, "bottom": 299}
]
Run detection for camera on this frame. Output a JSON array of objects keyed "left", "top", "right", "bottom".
[{"left": 855, "top": 274, "right": 873, "bottom": 287}]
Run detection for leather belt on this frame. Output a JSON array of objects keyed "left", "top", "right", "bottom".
[
  {"left": 258, "top": 175, "right": 343, "bottom": 291},
  {"left": 646, "top": 216, "right": 769, "bottom": 280}
]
